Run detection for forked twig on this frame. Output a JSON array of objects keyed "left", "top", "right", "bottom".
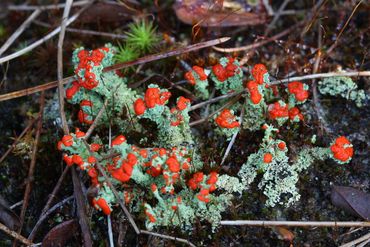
[
  {"left": 0, "top": 222, "right": 34, "bottom": 246},
  {"left": 0, "top": 37, "right": 230, "bottom": 101},
  {"left": 0, "top": 9, "right": 42, "bottom": 56}
]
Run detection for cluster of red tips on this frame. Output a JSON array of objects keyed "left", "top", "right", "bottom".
[
  {"left": 330, "top": 136, "right": 354, "bottom": 163},
  {"left": 176, "top": 96, "right": 191, "bottom": 111},
  {"left": 134, "top": 87, "right": 171, "bottom": 115},
  {"left": 111, "top": 153, "right": 137, "bottom": 183},
  {"left": 66, "top": 81, "right": 80, "bottom": 100},
  {"left": 212, "top": 57, "right": 239, "bottom": 82},
  {"left": 215, "top": 109, "right": 240, "bottom": 129},
  {"left": 188, "top": 171, "right": 218, "bottom": 203},
  {"left": 251, "top": 64, "right": 268, "bottom": 85},
  {"left": 287, "top": 81, "right": 309, "bottom": 102},
  {"left": 92, "top": 198, "right": 111, "bottom": 215},
  {"left": 75, "top": 47, "right": 109, "bottom": 90},
  {"left": 185, "top": 66, "right": 207, "bottom": 85},
  {"left": 111, "top": 135, "right": 126, "bottom": 146},
  {"left": 78, "top": 100, "right": 94, "bottom": 125},
  {"left": 289, "top": 107, "right": 304, "bottom": 121},
  {"left": 268, "top": 102, "right": 289, "bottom": 119},
  {"left": 145, "top": 210, "right": 157, "bottom": 223},
  {"left": 278, "top": 141, "right": 286, "bottom": 150},
  {"left": 246, "top": 80, "right": 262, "bottom": 104}
]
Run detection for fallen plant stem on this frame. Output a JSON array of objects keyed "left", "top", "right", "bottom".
[
  {"left": 8, "top": 0, "right": 90, "bottom": 11},
  {"left": 140, "top": 230, "right": 196, "bottom": 247},
  {"left": 0, "top": 222, "right": 34, "bottom": 246},
  {"left": 221, "top": 220, "right": 370, "bottom": 227},
  {"left": 0, "top": 9, "right": 42, "bottom": 56},
  {"left": 340, "top": 232, "right": 370, "bottom": 247},
  {"left": 0, "top": 37, "right": 230, "bottom": 102},
  {"left": 82, "top": 139, "right": 141, "bottom": 234},
  {"left": 84, "top": 98, "right": 109, "bottom": 140},
  {"left": 0, "top": 2, "right": 92, "bottom": 64},
  {"left": 28, "top": 165, "right": 71, "bottom": 240},
  {"left": 15, "top": 91, "right": 45, "bottom": 246},
  {"left": 0, "top": 117, "right": 38, "bottom": 164},
  {"left": 28, "top": 196, "right": 74, "bottom": 241}
]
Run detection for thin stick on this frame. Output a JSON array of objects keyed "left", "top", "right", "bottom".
[
  {"left": 140, "top": 230, "right": 196, "bottom": 247},
  {"left": 7, "top": 0, "right": 90, "bottom": 11},
  {"left": 220, "top": 98, "right": 246, "bottom": 165},
  {"left": 71, "top": 168, "right": 93, "bottom": 246},
  {"left": 28, "top": 165, "right": 70, "bottom": 241},
  {"left": 220, "top": 220, "right": 370, "bottom": 227},
  {"left": 15, "top": 92, "right": 45, "bottom": 246},
  {"left": 28, "top": 196, "right": 74, "bottom": 240},
  {"left": 85, "top": 98, "right": 109, "bottom": 140},
  {"left": 33, "top": 20, "right": 128, "bottom": 39},
  {"left": 189, "top": 91, "right": 241, "bottom": 111},
  {"left": 326, "top": 0, "right": 363, "bottom": 55},
  {"left": 340, "top": 232, "right": 370, "bottom": 247},
  {"left": 270, "top": 71, "right": 370, "bottom": 85},
  {"left": 265, "top": 0, "right": 291, "bottom": 35},
  {"left": 0, "top": 222, "right": 34, "bottom": 246},
  {"left": 213, "top": 23, "right": 298, "bottom": 53},
  {"left": 103, "top": 37, "right": 230, "bottom": 72},
  {"left": 82, "top": 140, "right": 140, "bottom": 234},
  {"left": 0, "top": 117, "right": 38, "bottom": 164},
  {"left": 107, "top": 215, "right": 114, "bottom": 247},
  {"left": 0, "top": 9, "right": 42, "bottom": 56},
  {"left": 0, "top": 3, "right": 91, "bottom": 64},
  {"left": 0, "top": 37, "right": 230, "bottom": 101},
  {"left": 57, "top": 0, "right": 73, "bottom": 134}
]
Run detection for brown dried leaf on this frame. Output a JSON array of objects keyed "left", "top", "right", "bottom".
[
  {"left": 77, "top": 2, "right": 135, "bottom": 24},
  {"left": 331, "top": 185, "right": 370, "bottom": 220},
  {"left": 272, "top": 226, "right": 295, "bottom": 242},
  {"left": 42, "top": 219, "right": 79, "bottom": 247},
  {"left": 0, "top": 195, "right": 21, "bottom": 230},
  {"left": 173, "top": 1, "right": 265, "bottom": 27}
]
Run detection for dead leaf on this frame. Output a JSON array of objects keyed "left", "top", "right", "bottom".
[
  {"left": 77, "top": 2, "right": 135, "bottom": 24},
  {"left": 173, "top": 0, "right": 266, "bottom": 27},
  {"left": 272, "top": 226, "right": 295, "bottom": 242},
  {"left": 0, "top": 195, "right": 21, "bottom": 230},
  {"left": 331, "top": 185, "right": 370, "bottom": 220},
  {"left": 42, "top": 219, "right": 79, "bottom": 247}
]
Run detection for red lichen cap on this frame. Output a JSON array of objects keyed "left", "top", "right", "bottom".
[
  {"left": 212, "top": 64, "right": 227, "bottom": 82},
  {"left": 268, "top": 101, "right": 289, "bottom": 119},
  {"left": 263, "top": 153, "right": 273, "bottom": 163},
  {"left": 177, "top": 96, "right": 191, "bottom": 111},
  {"left": 252, "top": 64, "right": 268, "bottom": 85},
  {"left": 289, "top": 107, "right": 304, "bottom": 121},
  {"left": 184, "top": 70, "right": 196, "bottom": 85},
  {"left": 192, "top": 66, "right": 207, "bottom": 80},
  {"left": 246, "top": 80, "right": 262, "bottom": 104},
  {"left": 330, "top": 136, "right": 354, "bottom": 163},
  {"left": 278, "top": 142, "right": 286, "bottom": 150},
  {"left": 111, "top": 135, "right": 126, "bottom": 146},
  {"left": 287, "top": 81, "right": 309, "bottom": 102},
  {"left": 215, "top": 109, "right": 240, "bottom": 129},
  {"left": 66, "top": 81, "right": 80, "bottom": 100},
  {"left": 95, "top": 198, "right": 111, "bottom": 215},
  {"left": 166, "top": 156, "right": 180, "bottom": 173},
  {"left": 134, "top": 98, "right": 146, "bottom": 115},
  {"left": 61, "top": 135, "right": 73, "bottom": 147}
]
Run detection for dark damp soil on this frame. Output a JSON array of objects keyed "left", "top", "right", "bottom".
[{"left": 0, "top": 0, "right": 369, "bottom": 246}]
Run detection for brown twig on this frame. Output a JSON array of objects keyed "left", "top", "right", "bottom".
[
  {"left": 84, "top": 98, "right": 109, "bottom": 140},
  {"left": 0, "top": 222, "right": 34, "bottom": 246},
  {"left": 220, "top": 220, "right": 370, "bottom": 227},
  {"left": 28, "top": 195, "right": 74, "bottom": 240},
  {"left": 220, "top": 98, "right": 246, "bottom": 165},
  {"left": 71, "top": 167, "right": 93, "bottom": 246},
  {"left": 82, "top": 139, "right": 140, "bottom": 234},
  {"left": 140, "top": 230, "right": 196, "bottom": 247},
  {"left": 0, "top": 117, "right": 38, "bottom": 164},
  {"left": 0, "top": 37, "right": 230, "bottom": 102},
  {"left": 103, "top": 37, "right": 230, "bottom": 72},
  {"left": 14, "top": 91, "right": 45, "bottom": 246},
  {"left": 33, "top": 20, "right": 128, "bottom": 39},
  {"left": 0, "top": 2, "right": 92, "bottom": 64},
  {"left": 28, "top": 165, "right": 71, "bottom": 241},
  {"left": 8, "top": 0, "right": 90, "bottom": 11},
  {"left": 57, "top": 0, "right": 73, "bottom": 135},
  {"left": 0, "top": 9, "right": 42, "bottom": 56}
]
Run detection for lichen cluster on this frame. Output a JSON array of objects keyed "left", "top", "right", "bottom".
[{"left": 58, "top": 49, "right": 355, "bottom": 231}]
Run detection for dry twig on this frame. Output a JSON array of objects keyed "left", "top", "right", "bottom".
[
  {"left": 221, "top": 220, "right": 370, "bottom": 227},
  {"left": 0, "top": 222, "right": 34, "bottom": 246},
  {"left": 0, "top": 9, "right": 42, "bottom": 56}
]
